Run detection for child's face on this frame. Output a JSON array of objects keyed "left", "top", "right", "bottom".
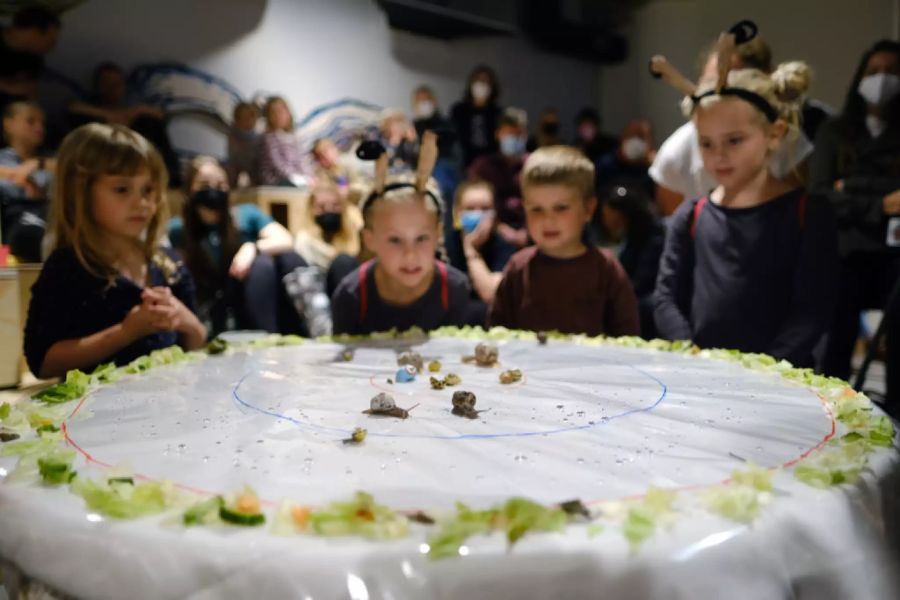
[
  {"left": 268, "top": 100, "right": 292, "bottom": 131},
  {"left": 234, "top": 107, "right": 258, "bottom": 131},
  {"left": 363, "top": 198, "right": 440, "bottom": 290},
  {"left": 3, "top": 105, "right": 44, "bottom": 149},
  {"left": 190, "top": 162, "right": 229, "bottom": 194},
  {"left": 695, "top": 98, "right": 781, "bottom": 191},
  {"left": 311, "top": 190, "right": 341, "bottom": 216},
  {"left": 91, "top": 168, "right": 158, "bottom": 240},
  {"left": 523, "top": 184, "right": 595, "bottom": 258},
  {"left": 458, "top": 186, "right": 493, "bottom": 213}
]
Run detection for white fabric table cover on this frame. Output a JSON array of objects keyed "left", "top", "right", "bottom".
[{"left": 1, "top": 337, "right": 898, "bottom": 599}]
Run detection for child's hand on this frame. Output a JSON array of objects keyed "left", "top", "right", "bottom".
[
  {"left": 141, "top": 287, "right": 194, "bottom": 333},
  {"left": 229, "top": 242, "right": 257, "bottom": 281},
  {"left": 462, "top": 210, "right": 495, "bottom": 251},
  {"left": 122, "top": 302, "right": 164, "bottom": 341}
]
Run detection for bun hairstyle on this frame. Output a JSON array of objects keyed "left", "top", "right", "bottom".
[
  {"left": 652, "top": 20, "right": 809, "bottom": 135},
  {"left": 684, "top": 61, "right": 811, "bottom": 135}
]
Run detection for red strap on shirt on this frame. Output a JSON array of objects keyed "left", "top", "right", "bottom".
[
  {"left": 436, "top": 259, "right": 449, "bottom": 311},
  {"left": 358, "top": 259, "right": 449, "bottom": 323},
  {"left": 358, "top": 259, "right": 374, "bottom": 323},
  {"left": 689, "top": 196, "right": 708, "bottom": 239}
]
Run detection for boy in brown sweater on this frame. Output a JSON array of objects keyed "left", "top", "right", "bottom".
[{"left": 487, "top": 146, "right": 639, "bottom": 336}]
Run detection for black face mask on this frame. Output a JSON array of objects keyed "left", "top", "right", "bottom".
[
  {"left": 191, "top": 188, "right": 229, "bottom": 210},
  {"left": 315, "top": 212, "right": 343, "bottom": 235}
]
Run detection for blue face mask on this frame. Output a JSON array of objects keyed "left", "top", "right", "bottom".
[
  {"left": 499, "top": 135, "right": 524, "bottom": 157},
  {"left": 460, "top": 210, "right": 484, "bottom": 233}
]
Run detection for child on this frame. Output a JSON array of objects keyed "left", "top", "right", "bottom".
[
  {"left": 331, "top": 136, "right": 471, "bottom": 335},
  {"left": 168, "top": 156, "right": 307, "bottom": 336},
  {"left": 24, "top": 123, "right": 207, "bottom": 378},
  {"left": 653, "top": 49, "right": 838, "bottom": 367},
  {"left": 0, "top": 100, "right": 53, "bottom": 262},
  {"left": 257, "top": 95, "right": 308, "bottom": 187},
  {"left": 487, "top": 146, "right": 640, "bottom": 336},
  {"left": 453, "top": 178, "right": 510, "bottom": 304},
  {"left": 226, "top": 101, "right": 259, "bottom": 188}
]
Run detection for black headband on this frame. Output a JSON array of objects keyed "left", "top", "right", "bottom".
[
  {"left": 362, "top": 182, "right": 444, "bottom": 220},
  {"left": 691, "top": 87, "right": 779, "bottom": 123}
]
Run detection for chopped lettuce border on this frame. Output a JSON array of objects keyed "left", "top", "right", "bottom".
[{"left": 0, "top": 328, "right": 895, "bottom": 556}]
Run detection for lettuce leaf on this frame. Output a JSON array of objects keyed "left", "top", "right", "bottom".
[
  {"left": 309, "top": 491, "right": 408, "bottom": 540},
  {"left": 71, "top": 477, "right": 173, "bottom": 519},
  {"left": 427, "top": 497, "right": 566, "bottom": 559},
  {"left": 32, "top": 369, "right": 91, "bottom": 404}
]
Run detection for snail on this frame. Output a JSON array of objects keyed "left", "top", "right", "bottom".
[
  {"left": 451, "top": 390, "right": 485, "bottom": 419},
  {"left": 363, "top": 392, "right": 418, "bottom": 419},
  {"left": 430, "top": 373, "right": 462, "bottom": 389},
  {"left": 463, "top": 343, "right": 499, "bottom": 367},
  {"left": 342, "top": 427, "right": 367, "bottom": 444},
  {"left": 499, "top": 369, "right": 522, "bottom": 384},
  {"left": 397, "top": 351, "right": 424, "bottom": 373}
]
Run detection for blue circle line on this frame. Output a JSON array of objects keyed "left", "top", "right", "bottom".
[{"left": 231, "top": 364, "right": 668, "bottom": 441}]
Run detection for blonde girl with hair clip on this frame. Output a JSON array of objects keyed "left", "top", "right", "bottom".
[
  {"left": 24, "top": 123, "right": 207, "bottom": 379},
  {"left": 331, "top": 132, "right": 471, "bottom": 335},
  {"left": 653, "top": 24, "right": 839, "bottom": 368}
]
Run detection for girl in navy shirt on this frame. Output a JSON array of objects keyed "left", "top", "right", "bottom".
[
  {"left": 24, "top": 123, "right": 206, "bottom": 378},
  {"left": 654, "top": 57, "right": 838, "bottom": 367}
]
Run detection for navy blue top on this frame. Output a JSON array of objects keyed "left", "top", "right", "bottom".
[
  {"left": 331, "top": 261, "right": 471, "bottom": 335},
  {"left": 24, "top": 246, "right": 200, "bottom": 376},
  {"left": 653, "top": 188, "right": 839, "bottom": 367}
]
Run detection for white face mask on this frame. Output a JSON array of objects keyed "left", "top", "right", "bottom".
[
  {"left": 858, "top": 73, "right": 900, "bottom": 106},
  {"left": 471, "top": 81, "right": 491, "bottom": 102},
  {"left": 414, "top": 100, "right": 435, "bottom": 119},
  {"left": 621, "top": 137, "right": 648, "bottom": 162}
]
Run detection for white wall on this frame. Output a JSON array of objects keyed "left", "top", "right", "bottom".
[
  {"left": 48, "top": 0, "right": 600, "bottom": 156},
  {"left": 600, "top": 0, "right": 899, "bottom": 144}
]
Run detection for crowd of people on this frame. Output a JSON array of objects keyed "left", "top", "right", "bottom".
[{"left": 3, "top": 8, "right": 898, "bottom": 414}]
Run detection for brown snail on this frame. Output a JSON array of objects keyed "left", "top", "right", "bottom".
[
  {"left": 451, "top": 390, "right": 485, "bottom": 419},
  {"left": 363, "top": 392, "right": 418, "bottom": 419}
]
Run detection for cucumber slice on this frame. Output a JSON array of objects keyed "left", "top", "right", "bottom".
[{"left": 220, "top": 505, "right": 265, "bottom": 526}]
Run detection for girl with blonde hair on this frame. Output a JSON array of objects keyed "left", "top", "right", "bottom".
[
  {"left": 24, "top": 123, "right": 206, "bottom": 378},
  {"left": 653, "top": 24, "right": 839, "bottom": 367}
]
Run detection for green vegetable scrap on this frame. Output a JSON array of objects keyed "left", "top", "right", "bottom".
[
  {"left": 37, "top": 448, "right": 77, "bottom": 485},
  {"left": 206, "top": 338, "right": 228, "bottom": 355},
  {"left": 91, "top": 362, "right": 122, "bottom": 384},
  {"left": 70, "top": 476, "right": 173, "bottom": 519},
  {"left": 183, "top": 496, "right": 225, "bottom": 526},
  {"left": 622, "top": 488, "right": 675, "bottom": 551},
  {"left": 32, "top": 369, "right": 91, "bottom": 404},
  {"left": 309, "top": 491, "right": 408, "bottom": 539},
  {"left": 427, "top": 497, "right": 566, "bottom": 560}
]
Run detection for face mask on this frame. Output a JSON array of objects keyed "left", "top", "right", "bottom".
[
  {"left": 578, "top": 124, "right": 596, "bottom": 142},
  {"left": 858, "top": 73, "right": 900, "bottom": 106},
  {"left": 315, "top": 212, "right": 343, "bottom": 235},
  {"left": 621, "top": 137, "right": 648, "bottom": 162},
  {"left": 499, "top": 135, "right": 524, "bottom": 157},
  {"left": 191, "top": 188, "right": 228, "bottom": 210},
  {"left": 541, "top": 121, "right": 559, "bottom": 136},
  {"left": 460, "top": 210, "right": 484, "bottom": 233},
  {"left": 414, "top": 100, "right": 435, "bottom": 119},
  {"left": 471, "top": 81, "right": 491, "bottom": 102}
]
